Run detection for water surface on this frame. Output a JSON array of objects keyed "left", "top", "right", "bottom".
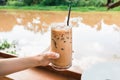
[{"left": 0, "top": 10, "right": 120, "bottom": 73}]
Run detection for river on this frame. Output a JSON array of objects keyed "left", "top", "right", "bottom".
[{"left": 0, "top": 10, "right": 120, "bottom": 73}]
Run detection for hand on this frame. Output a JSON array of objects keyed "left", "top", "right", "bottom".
[
  {"left": 0, "top": 51, "right": 59, "bottom": 76},
  {"left": 34, "top": 52, "right": 60, "bottom": 66}
]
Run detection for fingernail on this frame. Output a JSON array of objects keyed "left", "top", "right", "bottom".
[{"left": 55, "top": 53, "right": 60, "bottom": 58}]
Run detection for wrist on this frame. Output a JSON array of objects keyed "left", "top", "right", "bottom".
[
  {"left": 26, "top": 56, "right": 41, "bottom": 67},
  {"left": 31, "top": 55, "right": 44, "bottom": 67}
]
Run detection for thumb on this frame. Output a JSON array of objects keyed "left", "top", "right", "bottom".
[{"left": 45, "top": 52, "right": 60, "bottom": 59}]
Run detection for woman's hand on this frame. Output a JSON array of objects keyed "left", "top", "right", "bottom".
[
  {"left": 0, "top": 52, "right": 59, "bottom": 76},
  {"left": 34, "top": 52, "right": 60, "bottom": 66}
]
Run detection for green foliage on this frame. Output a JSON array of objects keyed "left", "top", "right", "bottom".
[
  {"left": 33, "top": 0, "right": 41, "bottom": 4},
  {"left": 94, "top": 0, "right": 105, "bottom": 7},
  {"left": 0, "top": 0, "right": 6, "bottom": 5},
  {"left": 40, "top": 0, "right": 66, "bottom": 6},
  {"left": 23, "top": 0, "right": 33, "bottom": 6},
  {"left": 78, "top": 0, "right": 105, "bottom": 7},
  {"left": 6, "top": 51, "right": 16, "bottom": 54},
  {"left": 7, "top": 1, "right": 25, "bottom": 6},
  {"left": 0, "top": 40, "right": 17, "bottom": 55},
  {"left": 1, "top": 0, "right": 120, "bottom": 11},
  {"left": 4, "top": 0, "right": 120, "bottom": 7},
  {"left": 0, "top": 40, "right": 11, "bottom": 50},
  {"left": 40, "top": 0, "right": 55, "bottom": 6}
]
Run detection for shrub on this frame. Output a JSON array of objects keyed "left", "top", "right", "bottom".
[
  {"left": 7, "top": 1, "right": 25, "bottom": 6},
  {"left": 23, "top": 0, "right": 33, "bottom": 6},
  {"left": 0, "top": 40, "right": 11, "bottom": 50},
  {"left": 40, "top": 0, "right": 55, "bottom": 6}
]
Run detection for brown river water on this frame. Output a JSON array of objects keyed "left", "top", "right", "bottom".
[
  {"left": 0, "top": 10, "right": 120, "bottom": 73},
  {"left": 0, "top": 10, "right": 120, "bottom": 31}
]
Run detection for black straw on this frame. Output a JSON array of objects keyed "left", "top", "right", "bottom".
[{"left": 67, "top": 3, "right": 72, "bottom": 26}]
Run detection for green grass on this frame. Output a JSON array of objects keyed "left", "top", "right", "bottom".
[{"left": 0, "top": 5, "right": 120, "bottom": 12}]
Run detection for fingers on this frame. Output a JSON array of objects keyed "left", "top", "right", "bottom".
[{"left": 45, "top": 52, "right": 60, "bottom": 59}]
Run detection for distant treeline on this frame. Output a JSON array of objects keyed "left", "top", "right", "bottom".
[{"left": 0, "top": 0, "right": 118, "bottom": 7}]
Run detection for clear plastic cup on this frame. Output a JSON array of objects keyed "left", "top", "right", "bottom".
[{"left": 51, "top": 23, "right": 72, "bottom": 71}]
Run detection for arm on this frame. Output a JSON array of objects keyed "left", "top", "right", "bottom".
[{"left": 0, "top": 52, "right": 59, "bottom": 76}]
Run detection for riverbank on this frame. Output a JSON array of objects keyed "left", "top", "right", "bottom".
[{"left": 0, "top": 5, "right": 120, "bottom": 11}]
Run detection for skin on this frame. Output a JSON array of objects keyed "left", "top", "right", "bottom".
[{"left": 0, "top": 52, "right": 59, "bottom": 76}]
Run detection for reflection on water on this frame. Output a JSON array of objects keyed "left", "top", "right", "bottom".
[
  {"left": 72, "top": 19, "right": 120, "bottom": 72},
  {"left": 0, "top": 10, "right": 120, "bottom": 73},
  {"left": 0, "top": 10, "right": 67, "bottom": 32}
]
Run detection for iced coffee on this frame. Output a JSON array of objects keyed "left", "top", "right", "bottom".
[{"left": 51, "top": 24, "right": 72, "bottom": 71}]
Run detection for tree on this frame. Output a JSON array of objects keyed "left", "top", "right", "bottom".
[
  {"left": 40, "top": 0, "right": 67, "bottom": 6},
  {"left": 32, "top": 0, "right": 41, "bottom": 4},
  {"left": 23, "top": 0, "right": 33, "bottom": 6},
  {"left": 0, "top": 0, "right": 7, "bottom": 5}
]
